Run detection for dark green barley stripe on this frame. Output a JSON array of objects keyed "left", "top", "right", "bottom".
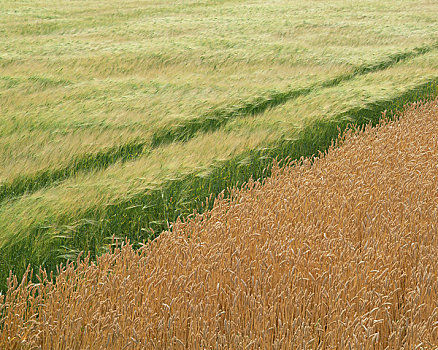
[
  {"left": 0, "top": 141, "right": 147, "bottom": 204},
  {"left": 150, "top": 42, "right": 438, "bottom": 147}
]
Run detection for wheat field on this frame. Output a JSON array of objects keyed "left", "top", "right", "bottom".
[{"left": 1, "top": 99, "right": 438, "bottom": 349}]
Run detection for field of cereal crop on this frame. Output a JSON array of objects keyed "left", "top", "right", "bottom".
[
  {"left": 1, "top": 0, "right": 438, "bottom": 290},
  {"left": 3, "top": 97, "right": 438, "bottom": 349}
]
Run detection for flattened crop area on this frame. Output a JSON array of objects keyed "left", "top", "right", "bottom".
[
  {"left": 1, "top": 0, "right": 438, "bottom": 289},
  {"left": 2, "top": 97, "right": 438, "bottom": 349}
]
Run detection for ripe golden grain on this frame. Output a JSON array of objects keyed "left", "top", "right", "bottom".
[{"left": 2, "top": 99, "right": 438, "bottom": 349}]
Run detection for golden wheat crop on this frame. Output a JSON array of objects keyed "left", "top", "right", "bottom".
[{"left": 2, "top": 99, "right": 438, "bottom": 349}]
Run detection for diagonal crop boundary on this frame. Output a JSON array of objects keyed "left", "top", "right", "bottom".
[
  {"left": 1, "top": 77, "right": 437, "bottom": 292},
  {"left": 0, "top": 42, "right": 436, "bottom": 204}
]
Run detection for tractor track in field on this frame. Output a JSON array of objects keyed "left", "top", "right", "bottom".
[{"left": 0, "top": 42, "right": 437, "bottom": 204}]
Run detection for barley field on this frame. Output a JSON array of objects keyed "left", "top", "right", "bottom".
[
  {"left": 1, "top": 0, "right": 438, "bottom": 289},
  {"left": 2, "top": 98, "right": 438, "bottom": 349}
]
